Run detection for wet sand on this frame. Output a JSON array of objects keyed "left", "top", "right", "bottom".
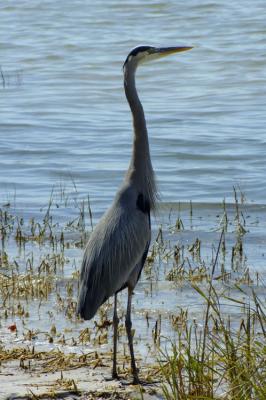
[{"left": 1, "top": 356, "right": 162, "bottom": 400}]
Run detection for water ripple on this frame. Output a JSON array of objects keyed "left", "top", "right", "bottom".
[{"left": 0, "top": 0, "right": 265, "bottom": 209}]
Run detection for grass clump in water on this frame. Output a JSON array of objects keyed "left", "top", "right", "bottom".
[{"left": 159, "top": 230, "right": 266, "bottom": 399}]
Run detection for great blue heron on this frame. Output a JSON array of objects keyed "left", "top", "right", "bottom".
[{"left": 77, "top": 45, "right": 192, "bottom": 384}]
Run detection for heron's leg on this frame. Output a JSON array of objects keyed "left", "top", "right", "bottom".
[
  {"left": 125, "top": 287, "right": 139, "bottom": 384},
  {"left": 112, "top": 293, "right": 119, "bottom": 379}
]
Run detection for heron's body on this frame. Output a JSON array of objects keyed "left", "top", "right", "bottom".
[
  {"left": 77, "top": 44, "right": 192, "bottom": 384},
  {"left": 78, "top": 183, "right": 151, "bottom": 320}
]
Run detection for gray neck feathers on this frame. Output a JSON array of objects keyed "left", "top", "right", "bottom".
[{"left": 124, "top": 63, "right": 157, "bottom": 210}]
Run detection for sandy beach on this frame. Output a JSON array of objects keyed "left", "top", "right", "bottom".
[{"left": 1, "top": 353, "right": 162, "bottom": 400}]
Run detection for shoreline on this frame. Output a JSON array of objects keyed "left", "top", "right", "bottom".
[{"left": 0, "top": 346, "right": 162, "bottom": 400}]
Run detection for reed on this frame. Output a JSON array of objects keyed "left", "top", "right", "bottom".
[{"left": 158, "top": 225, "right": 266, "bottom": 399}]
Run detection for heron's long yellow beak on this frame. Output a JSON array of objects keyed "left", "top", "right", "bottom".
[{"left": 157, "top": 46, "right": 193, "bottom": 58}]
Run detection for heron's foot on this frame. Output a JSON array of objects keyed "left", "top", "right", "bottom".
[
  {"left": 132, "top": 376, "right": 160, "bottom": 386},
  {"left": 132, "top": 377, "right": 140, "bottom": 385},
  {"left": 104, "top": 372, "right": 120, "bottom": 382},
  {"left": 112, "top": 371, "right": 120, "bottom": 380}
]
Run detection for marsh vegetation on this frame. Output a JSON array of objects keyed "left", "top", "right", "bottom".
[{"left": 0, "top": 186, "right": 265, "bottom": 399}]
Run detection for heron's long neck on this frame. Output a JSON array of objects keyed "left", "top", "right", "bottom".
[{"left": 124, "top": 64, "right": 157, "bottom": 210}]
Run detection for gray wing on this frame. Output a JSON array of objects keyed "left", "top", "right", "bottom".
[
  {"left": 77, "top": 186, "right": 150, "bottom": 320},
  {"left": 125, "top": 208, "right": 151, "bottom": 291},
  {"left": 125, "top": 237, "right": 150, "bottom": 292}
]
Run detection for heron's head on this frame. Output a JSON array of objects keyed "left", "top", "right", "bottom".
[{"left": 123, "top": 45, "right": 193, "bottom": 71}]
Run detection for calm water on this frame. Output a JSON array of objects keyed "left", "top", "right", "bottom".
[
  {"left": 1, "top": 0, "right": 266, "bottom": 214},
  {"left": 0, "top": 0, "right": 266, "bottom": 383}
]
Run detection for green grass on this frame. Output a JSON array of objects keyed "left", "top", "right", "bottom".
[{"left": 158, "top": 228, "right": 266, "bottom": 399}]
